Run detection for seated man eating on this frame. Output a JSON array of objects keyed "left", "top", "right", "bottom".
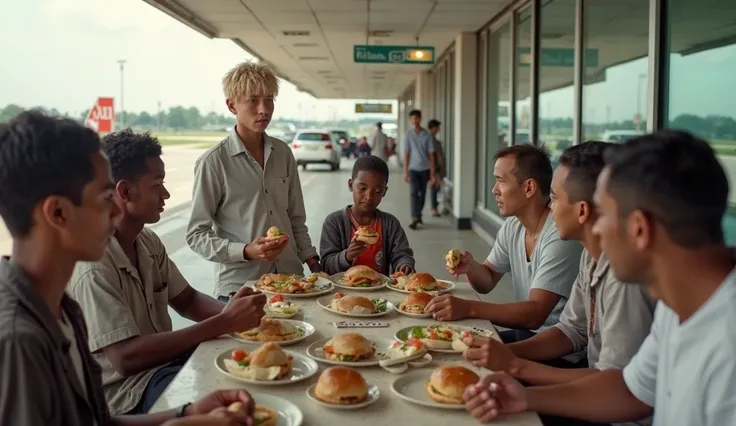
[
  {"left": 427, "top": 144, "right": 582, "bottom": 345},
  {"left": 464, "top": 142, "right": 655, "bottom": 426},
  {"left": 68, "top": 130, "right": 266, "bottom": 415},
  {"left": 320, "top": 155, "right": 415, "bottom": 276}
]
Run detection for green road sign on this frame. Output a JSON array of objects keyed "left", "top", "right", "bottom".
[
  {"left": 355, "top": 103, "right": 393, "bottom": 114},
  {"left": 354, "top": 45, "right": 435, "bottom": 64},
  {"left": 518, "top": 47, "right": 599, "bottom": 68}
]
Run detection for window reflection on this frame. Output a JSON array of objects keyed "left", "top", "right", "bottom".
[
  {"left": 484, "top": 20, "right": 511, "bottom": 212},
  {"left": 515, "top": 6, "right": 532, "bottom": 146},
  {"left": 664, "top": 0, "right": 736, "bottom": 242},
  {"left": 538, "top": 0, "right": 576, "bottom": 167},
  {"left": 582, "top": 1, "right": 649, "bottom": 141}
]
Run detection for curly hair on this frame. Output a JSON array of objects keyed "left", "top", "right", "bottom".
[{"left": 102, "top": 129, "right": 162, "bottom": 182}]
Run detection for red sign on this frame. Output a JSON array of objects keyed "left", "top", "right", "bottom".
[{"left": 84, "top": 97, "right": 115, "bottom": 133}]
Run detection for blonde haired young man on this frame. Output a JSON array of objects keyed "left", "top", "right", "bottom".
[{"left": 186, "top": 62, "right": 321, "bottom": 299}]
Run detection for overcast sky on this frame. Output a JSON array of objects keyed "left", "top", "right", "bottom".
[{"left": 0, "top": 0, "right": 396, "bottom": 121}]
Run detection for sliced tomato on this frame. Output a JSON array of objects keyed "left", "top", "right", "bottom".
[
  {"left": 323, "top": 346, "right": 334, "bottom": 354},
  {"left": 269, "top": 295, "right": 285, "bottom": 303},
  {"left": 334, "top": 292, "right": 345, "bottom": 299},
  {"left": 231, "top": 349, "right": 248, "bottom": 362},
  {"left": 406, "top": 338, "right": 424, "bottom": 349}
]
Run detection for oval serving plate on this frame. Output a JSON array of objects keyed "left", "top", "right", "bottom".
[
  {"left": 229, "top": 319, "right": 315, "bottom": 346},
  {"left": 215, "top": 348, "right": 319, "bottom": 386},
  {"left": 394, "top": 324, "right": 493, "bottom": 354},
  {"left": 316, "top": 294, "right": 394, "bottom": 318},
  {"left": 329, "top": 272, "right": 389, "bottom": 291},
  {"left": 305, "top": 338, "right": 393, "bottom": 367},
  {"left": 253, "top": 276, "right": 334, "bottom": 298}
]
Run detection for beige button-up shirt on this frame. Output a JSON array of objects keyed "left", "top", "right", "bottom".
[
  {"left": 68, "top": 228, "right": 189, "bottom": 415},
  {"left": 555, "top": 250, "right": 656, "bottom": 426},
  {"left": 186, "top": 130, "right": 318, "bottom": 297}
]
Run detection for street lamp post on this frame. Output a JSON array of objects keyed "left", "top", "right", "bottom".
[{"left": 118, "top": 59, "right": 127, "bottom": 129}]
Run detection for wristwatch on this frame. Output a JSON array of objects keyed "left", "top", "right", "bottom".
[{"left": 176, "top": 402, "right": 192, "bottom": 418}]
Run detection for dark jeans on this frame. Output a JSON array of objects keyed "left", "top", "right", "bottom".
[
  {"left": 409, "top": 169, "right": 431, "bottom": 220},
  {"left": 126, "top": 349, "right": 195, "bottom": 414},
  {"left": 430, "top": 182, "right": 441, "bottom": 210}
]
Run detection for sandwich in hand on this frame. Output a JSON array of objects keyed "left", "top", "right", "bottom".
[
  {"left": 425, "top": 365, "right": 480, "bottom": 405},
  {"left": 314, "top": 366, "right": 369, "bottom": 405},
  {"left": 236, "top": 317, "right": 302, "bottom": 342},
  {"left": 399, "top": 292, "right": 434, "bottom": 314},
  {"left": 405, "top": 272, "right": 440, "bottom": 292},
  {"left": 341, "top": 265, "right": 382, "bottom": 287},
  {"left": 222, "top": 342, "right": 293, "bottom": 381},
  {"left": 354, "top": 226, "right": 379, "bottom": 245},
  {"left": 322, "top": 332, "right": 375, "bottom": 362},
  {"left": 228, "top": 402, "right": 279, "bottom": 426},
  {"left": 444, "top": 249, "right": 461, "bottom": 269},
  {"left": 265, "top": 226, "right": 283, "bottom": 240},
  {"left": 330, "top": 293, "right": 387, "bottom": 314}
]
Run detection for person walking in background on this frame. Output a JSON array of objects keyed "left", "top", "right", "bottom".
[
  {"left": 357, "top": 136, "right": 372, "bottom": 157},
  {"left": 428, "top": 119, "right": 448, "bottom": 217},
  {"left": 403, "top": 109, "right": 436, "bottom": 230},
  {"left": 369, "top": 122, "right": 389, "bottom": 162}
]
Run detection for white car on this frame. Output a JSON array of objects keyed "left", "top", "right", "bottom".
[{"left": 290, "top": 129, "right": 342, "bottom": 171}]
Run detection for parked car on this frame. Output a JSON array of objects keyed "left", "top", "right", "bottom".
[
  {"left": 290, "top": 129, "right": 342, "bottom": 171},
  {"left": 326, "top": 129, "right": 354, "bottom": 158}
]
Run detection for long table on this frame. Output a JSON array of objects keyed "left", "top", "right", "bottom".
[{"left": 150, "top": 281, "right": 543, "bottom": 425}]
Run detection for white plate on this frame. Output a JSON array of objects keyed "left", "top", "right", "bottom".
[
  {"left": 394, "top": 324, "right": 494, "bottom": 354},
  {"left": 254, "top": 277, "right": 334, "bottom": 298},
  {"left": 264, "top": 305, "right": 301, "bottom": 318},
  {"left": 254, "top": 394, "right": 304, "bottom": 426},
  {"left": 229, "top": 319, "right": 316, "bottom": 346},
  {"left": 394, "top": 307, "right": 432, "bottom": 319},
  {"left": 330, "top": 272, "right": 389, "bottom": 291},
  {"left": 305, "top": 338, "right": 393, "bottom": 367},
  {"left": 215, "top": 349, "right": 319, "bottom": 386},
  {"left": 386, "top": 279, "right": 456, "bottom": 295},
  {"left": 316, "top": 294, "right": 394, "bottom": 318},
  {"left": 391, "top": 371, "right": 465, "bottom": 410},
  {"left": 305, "top": 384, "right": 380, "bottom": 409}
]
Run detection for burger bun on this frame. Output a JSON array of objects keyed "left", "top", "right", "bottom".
[{"left": 425, "top": 365, "right": 480, "bottom": 405}]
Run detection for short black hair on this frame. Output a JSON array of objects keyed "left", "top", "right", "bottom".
[
  {"left": 102, "top": 129, "right": 162, "bottom": 182},
  {"left": 558, "top": 141, "right": 612, "bottom": 204},
  {"left": 352, "top": 155, "right": 389, "bottom": 183},
  {"left": 0, "top": 110, "right": 101, "bottom": 237},
  {"left": 409, "top": 109, "right": 421, "bottom": 118},
  {"left": 604, "top": 130, "right": 728, "bottom": 248},
  {"left": 494, "top": 143, "right": 553, "bottom": 197},
  {"left": 428, "top": 119, "right": 441, "bottom": 129}
]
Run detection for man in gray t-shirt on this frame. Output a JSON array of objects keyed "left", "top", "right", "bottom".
[
  {"left": 402, "top": 109, "right": 436, "bottom": 229},
  {"left": 427, "top": 143, "right": 581, "bottom": 343}
]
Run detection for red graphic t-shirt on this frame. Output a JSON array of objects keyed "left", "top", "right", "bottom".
[{"left": 347, "top": 209, "right": 384, "bottom": 273}]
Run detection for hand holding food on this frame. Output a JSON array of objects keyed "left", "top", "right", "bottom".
[
  {"left": 462, "top": 335, "right": 518, "bottom": 372},
  {"left": 221, "top": 287, "right": 267, "bottom": 332},
  {"left": 244, "top": 234, "right": 288, "bottom": 262},
  {"left": 353, "top": 226, "right": 379, "bottom": 245},
  {"left": 265, "top": 226, "right": 283, "bottom": 240},
  {"left": 345, "top": 238, "right": 368, "bottom": 263},
  {"left": 314, "top": 366, "right": 369, "bottom": 405},
  {"left": 463, "top": 372, "right": 528, "bottom": 422},
  {"left": 447, "top": 250, "right": 473, "bottom": 276},
  {"left": 426, "top": 294, "right": 472, "bottom": 321},
  {"left": 426, "top": 365, "right": 480, "bottom": 405}
]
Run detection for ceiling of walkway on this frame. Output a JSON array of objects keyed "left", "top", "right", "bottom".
[{"left": 142, "top": 0, "right": 509, "bottom": 99}]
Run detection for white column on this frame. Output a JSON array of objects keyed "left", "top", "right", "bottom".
[
  {"left": 413, "top": 70, "right": 433, "bottom": 114},
  {"left": 452, "top": 32, "right": 478, "bottom": 228}
]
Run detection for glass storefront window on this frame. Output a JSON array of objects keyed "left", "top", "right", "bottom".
[
  {"left": 515, "top": 6, "right": 532, "bottom": 145},
  {"left": 664, "top": 0, "right": 736, "bottom": 243},
  {"left": 484, "top": 20, "right": 511, "bottom": 212},
  {"left": 538, "top": 0, "right": 576, "bottom": 168},
  {"left": 581, "top": 1, "right": 649, "bottom": 141}
]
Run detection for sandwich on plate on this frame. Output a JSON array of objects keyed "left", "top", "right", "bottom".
[
  {"left": 341, "top": 265, "right": 382, "bottom": 287},
  {"left": 399, "top": 292, "right": 434, "bottom": 314},
  {"left": 257, "top": 273, "right": 317, "bottom": 294},
  {"left": 444, "top": 249, "right": 461, "bottom": 269},
  {"left": 390, "top": 271, "right": 409, "bottom": 289},
  {"left": 266, "top": 294, "right": 300, "bottom": 317},
  {"left": 330, "top": 293, "right": 387, "bottom": 314},
  {"left": 405, "top": 272, "right": 441, "bottom": 292},
  {"left": 322, "top": 332, "right": 376, "bottom": 362},
  {"left": 425, "top": 365, "right": 480, "bottom": 405},
  {"left": 314, "top": 366, "right": 369, "bottom": 405},
  {"left": 386, "top": 338, "right": 426, "bottom": 360},
  {"left": 265, "top": 226, "right": 283, "bottom": 240},
  {"left": 236, "top": 317, "right": 303, "bottom": 342},
  {"left": 228, "top": 402, "right": 279, "bottom": 426},
  {"left": 408, "top": 324, "right": 462, "bottom": 350},
  {"left": 222, "top": 342, "right": 293, "bottom": 381},
  {"left": 354, "top": 226, "right": 379, "bottom": 245}
]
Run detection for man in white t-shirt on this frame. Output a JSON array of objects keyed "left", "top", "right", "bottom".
[
  {"left": 463, "top": 130, "right": 736, "bottom": 426},
  {"left": 428, "top": 144, "right": 582, "bottom": 346}
]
